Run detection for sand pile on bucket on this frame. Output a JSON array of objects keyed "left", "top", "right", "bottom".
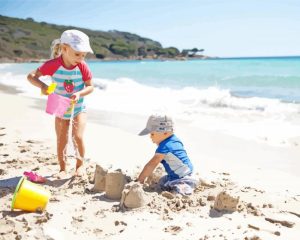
[
  {"left": 92, "top": 165, "right": 107, "bottom": 192},
  {"left": 105, "top": 170, "right": 127, "bottom": 200}
]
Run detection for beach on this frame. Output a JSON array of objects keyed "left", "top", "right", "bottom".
[
  {"left": 0, "top": 80, "right": 300, "bottom": 240},
  {"left": 1, "top": 1, "right": 300, "bottom": 238}
]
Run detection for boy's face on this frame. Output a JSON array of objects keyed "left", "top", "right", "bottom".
[{"left": 150, "top": 131, "right": 170, "bottom": 145}]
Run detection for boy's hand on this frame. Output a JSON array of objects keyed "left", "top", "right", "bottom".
[
  {"left": 137, "top": 153, "right": 164, "bottom": 184},
  {"left": 137, "top": 176, "right": 145, "bottom": 184}
]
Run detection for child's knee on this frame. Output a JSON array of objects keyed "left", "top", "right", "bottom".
[
  {"left": 72, "top": 133, "right": 83, "bottom": 143},
  {"left": 158, "top": 175, "right": 168, "bottom": 187}
]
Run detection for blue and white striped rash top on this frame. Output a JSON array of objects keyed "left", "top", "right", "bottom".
[{"left": 38, "top": 56, "right": 92, "bottom": 119}]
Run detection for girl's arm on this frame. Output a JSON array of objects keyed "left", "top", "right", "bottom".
[
  {"left": 138, "top": 153, "right": 165, "bottom": 184},
  {"left": 27, "top": 69, "right": 49, "bottom": 95},
  {"left": 71, "top": 79, "right": 94, "bottom": 101}
]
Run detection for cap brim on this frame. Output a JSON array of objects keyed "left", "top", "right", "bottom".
[
  {"left": 70, "top": 44, "right": 94, "bottom": 54},
  {"left": 86, "top": 46, "right": 94, "bottom": 54},
  {"left": 138, "top": 128, "right": 150, "bottom": 136},
  {"left": 78, "top": 46, "right": 94, "bottom": 54}
]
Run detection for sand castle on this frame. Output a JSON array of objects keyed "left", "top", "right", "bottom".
[
  {"left": 105, "top": 170, "right": 127, "bottom": 200},
  {"left": 93, "top": 165, "right": 128, "bottom": 200},
  {"left": 92, "top": 165, "right": 149, "bottom": 208}
]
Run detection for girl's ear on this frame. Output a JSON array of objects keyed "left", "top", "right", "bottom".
[{"left": 61, "top": 44, "right": 68, "bottom": 53}]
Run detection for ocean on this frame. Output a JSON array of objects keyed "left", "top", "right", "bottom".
[{"left": 0, "top": 57, "right": 299, "bottom": 146}]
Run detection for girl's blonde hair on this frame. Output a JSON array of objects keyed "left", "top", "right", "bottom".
[{"left": 50, "top": 39, "right": 61, "bottom": 59}]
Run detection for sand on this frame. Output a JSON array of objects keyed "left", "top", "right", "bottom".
[{"left": 0, "top": 89, "right": 300, "bottom": 240}]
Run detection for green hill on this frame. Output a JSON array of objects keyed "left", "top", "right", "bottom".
[{"left": 0, "top": 15, "right": 186, "bottom": 61}]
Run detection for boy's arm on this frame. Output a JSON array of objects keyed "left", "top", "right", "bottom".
[
  {"left": 27, "top": 69, "right": 49, "bottom": 95},
  {"left": 138, "top": 153, "right": 165, "bottom": 184}
]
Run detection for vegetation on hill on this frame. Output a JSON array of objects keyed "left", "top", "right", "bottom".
[{"left": 0, "top": 15, "right": 206, "bottom": 61}]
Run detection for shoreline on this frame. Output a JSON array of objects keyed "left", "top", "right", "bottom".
[
  {"left": 2, "top": 55, "right": 300, "bottom": 64},
  {"left": 0, "top": 55, "right": 215, "bottom": 64}
]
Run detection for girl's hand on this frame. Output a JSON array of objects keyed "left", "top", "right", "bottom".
[
  {"left": 70, "top": 92, "right": 80, "bottom": 102},
  {"left": 41, "top": 84, "right": 49, "bottom": 95}
]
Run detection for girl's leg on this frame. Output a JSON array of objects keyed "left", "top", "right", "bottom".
[
  {"left": 72, "top": 112, "right": 87, "bottom": 176},
  {"left": 55, "top": 117, "right": 70, "bottom": 176}
]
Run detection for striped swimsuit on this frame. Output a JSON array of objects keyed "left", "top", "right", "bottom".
[{"left": 38, "top": 56, "right": 92, "bottom": 119}]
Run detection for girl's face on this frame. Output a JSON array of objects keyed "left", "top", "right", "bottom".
[{"left": 62, "top": 44, "right": 87, "bottom": 67}]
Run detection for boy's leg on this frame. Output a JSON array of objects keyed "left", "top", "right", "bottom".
[
  {"left": 72, "top": 112, "right": 87, "bottom": 176},
  {"left": 55, "top": 117, "right": 70, "bottom": 177},
  {"left": 158, "top": 175, "right": 169, "bottom": 190}
]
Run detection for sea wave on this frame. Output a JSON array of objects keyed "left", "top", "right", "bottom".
[
  {"left": 90, "top": 77, "right": 299, "bottom": 116},
  {"left": 0, "top": 63, "right": 13, "bottom": 70},
  {"left": 1, "top": 72, "right": 298, "bottom": 117},
  {"left": 88, "top": 77, "right": 300, "bottom": 145},
  {"left": 0, "top": 72, "right": 299, "bottom": 145}
]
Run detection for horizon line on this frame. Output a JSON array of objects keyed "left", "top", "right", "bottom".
[{"left": 216, "top": 55, "right": 300, "bottom": 59}]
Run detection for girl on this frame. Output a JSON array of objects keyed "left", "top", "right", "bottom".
[{"left": 27, "top": 29, "right": 94, "bottom": 179}]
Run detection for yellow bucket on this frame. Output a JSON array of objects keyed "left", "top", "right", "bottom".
[{"left": 11, "top": 177, "right": 51, "bottom": 212}]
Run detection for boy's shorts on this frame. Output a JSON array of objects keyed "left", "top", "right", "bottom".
[{"left": 159, "top": 174, "right": 198, "bottom": 195}]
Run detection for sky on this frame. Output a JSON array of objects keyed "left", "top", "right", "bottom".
[{"left": 1, "top": 0, "right": 300, "bottom": 57}]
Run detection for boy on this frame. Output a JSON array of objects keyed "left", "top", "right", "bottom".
[{"left": 137, "top": 115, "right": 197, "bottom": 195}]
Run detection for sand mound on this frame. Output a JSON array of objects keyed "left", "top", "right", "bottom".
[
  {"left": 213, "top": 191, "right": 239, "bottom": 212},
  {"left": 120, "top": 182, "right": 148, "bottom": 208}
]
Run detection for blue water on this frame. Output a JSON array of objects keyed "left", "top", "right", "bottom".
[
  {"left": 2, "top": 57, "right": 300, "bottom": 102},
  {"left": 89, "top": 57, "right": 300, "bottom": 103}
]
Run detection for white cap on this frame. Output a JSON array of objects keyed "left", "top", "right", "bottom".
[
  {"left": 60, "top": 29, "right": 93, "bottom": 53},
  {"left": 138, "top": 115, "right": 174, "bottom": 136}
]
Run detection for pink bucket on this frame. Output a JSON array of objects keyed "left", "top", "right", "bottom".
[{"left": 46, "top": 93, "right": 71, "bottom": 117}]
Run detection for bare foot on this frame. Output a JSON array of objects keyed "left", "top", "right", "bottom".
[
  {"left": 53, "top": 170, "right": 68, "bottom": 179},
  {"left": 74, "top": 165, "right": 85, "bottom": 177}
]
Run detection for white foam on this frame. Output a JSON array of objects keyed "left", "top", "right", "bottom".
[
  {"left": 0, "top": 63, "right": 13, "bottom": 70},
  {"left": 89, "top": 77, "right": 300, "bottom": 146},
  {"left": 1, "top": 72, "right": 299, "bottom": 146}
]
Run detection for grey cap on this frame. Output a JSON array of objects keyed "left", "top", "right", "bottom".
[{"left": 138, "top": 115, "right": 174, "bottom": 136}]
